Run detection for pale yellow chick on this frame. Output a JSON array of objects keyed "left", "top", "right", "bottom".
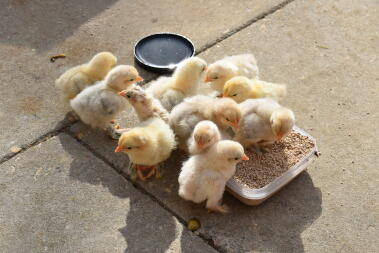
[
  {"left": 178, "top": 140, "right": 249, "bottom": 213},
  {"left": 234, "top": 98, "right": 295, "bottom": 152},
  {"left": 223, "top": 76, "right": 287, "bottom": 103},
  {"left": 187, "top": 120, "right": 221, "bottom": 154},
  {"left": 55, "top": 52, "right": 117, "bottom": 101},
  {"left": 169, "top": 95, "right": 241, "bottom": 151},
  {"left": 146, "top": 57, "right": 207, "bottom": 111},
  {"left": 115, "top": 117, "right": 176, "bottom": 181},
  {"left": 204, "top": 54, "right": 259, "bottom": 93}
]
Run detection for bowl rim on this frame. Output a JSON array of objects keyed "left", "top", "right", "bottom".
[{"left": 134, "top": 32, "right": 196, "bottom": 72}]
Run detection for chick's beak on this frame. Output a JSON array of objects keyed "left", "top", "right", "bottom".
[
  {"left": 197, "top": 142, "right": 205, "bottom": 150},
  {"left": 242, "top": 154, "right": 249, "bottom": 161},
  {"left": 135, "top": 76, "right": 144, "bottom": 82},
  {"left": 114, "top": 146, "right": 123, "bottom": 153},
  {"left": 277, "top": 131, "right": 284, "bottom": 139},
  {"left": 231, "top": 121, "right": 239, "bottom": 129},
  {"left": 118, "top": 90, "right": 126, "bottom": 96},
  {"left": 204, "top": 76, "right": 212, "bottom": 83}
]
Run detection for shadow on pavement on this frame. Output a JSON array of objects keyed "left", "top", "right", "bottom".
[
  {"left": 178, "top": 171, "right": 322, "bottom": 253},
  {"left": 0, "top": 0, "right": 118, "bottom": 51},
  {"left": 65, "top": 116, "right": 322, "bottom": 253},
  {"left": 58, "top": 118, "right": 178, "bottom": 253}
]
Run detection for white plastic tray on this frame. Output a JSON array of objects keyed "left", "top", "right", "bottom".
[{"left": 226, "top": 126, "right": 318, "bottom": 206}]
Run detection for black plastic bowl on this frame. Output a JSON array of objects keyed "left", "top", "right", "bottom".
[{"left": 134, "top": 33, "right": 195, "bottom": 73}]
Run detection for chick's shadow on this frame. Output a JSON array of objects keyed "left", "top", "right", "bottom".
[
  {"left": 171, "top": 145, "right": 322, "bottom": 253},
  {"left": 59, "top": 117, "right": 179, "bottom": 253}
]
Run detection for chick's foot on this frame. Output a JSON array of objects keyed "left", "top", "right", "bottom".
[{"left": 207, "top": 204, "right": 229, "bottom": 214}]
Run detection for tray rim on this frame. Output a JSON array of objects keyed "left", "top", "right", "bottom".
[
  {"left": 226, "top": 126, "right": 318, "bottom": 200},
  {"left": 134, "top": 32, "right": 196, "bottom": 71}
]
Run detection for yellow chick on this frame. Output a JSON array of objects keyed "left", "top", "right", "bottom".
[
  {"left": 178, "top": 140, "right": 249, "bottom": 213},
  {"left": 146, "top": 57, "right": 207, "bottom": 111},
  {"left": 187, "top": 120, "right": 221, "bottom": 154},
  {"left": 70, "top": 65, "right": 143, "bottom": 139},
  {"left": 119, "top": 85, "right": 169, "bottom": 123},
  {"left": 115, "top": 117, "right": 176, "bottom": 181},
  {"left": 55, "top": 52, "right": 117, "bottom": 101},
  {"left": 234, "top": 98, "right": 295, "bottom": 152},
  {"left": 169, "top": 95, "right": 241, "bottom": 151},
  {"left": 223, "top": 76, "right": 287, "bottom": 103},
  {"left": 204, "top": 54, "right": 259, "bottom": 93}
]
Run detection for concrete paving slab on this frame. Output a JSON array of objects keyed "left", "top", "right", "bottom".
[
  {"left": 70, "top": 0, "right": 379, "bottom": 252},
  {"left": 0, "top": 134, "right": 217, "bottom": 253},
  {"left": 0, "top": 0, "right": 287, "bottom": 159}
]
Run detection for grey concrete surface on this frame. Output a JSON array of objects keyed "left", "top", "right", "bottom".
[
  {"left": 0, "top": 0, "right": 287, "bottom": 159},
  {"left": 0, "top": 134, "right": 218, "bottom": 253},
  {"left": 69, "top": 0, "right": 379, "bottom": 252}
]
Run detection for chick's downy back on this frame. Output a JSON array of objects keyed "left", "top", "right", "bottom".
[
  {"left": 235, "top": 98, "right": 294, "bottom": 145},
  {"left": 70, "top": 81, "right": 127, "bottom": 128},
  {"left": 169, "top": 95, "right": 215, "bottom": 150},
  {"left": 146, "top": 57, "right": 207, "bottom": 111},
  {"left": 187, "top": 120, "right": 221, "bottom": 154},
  {"left": 206, "top": 54, "right": 259, "bottom": 92}
]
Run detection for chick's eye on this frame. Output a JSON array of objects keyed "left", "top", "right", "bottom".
[
  {"left": 127, "top": 147, "right": 132, "bottom": 150},
  {"left": 234, "top": 157, "right": 239, "bottom": 161},
  {"left": 213, "top": 76, "right": 218, "bottom": 80},
  {"left": 225, "top": 117, "right": 230, "bottom": 121},
  {"left": 232, "top": 94, "right": 238, "bottom": 97}
]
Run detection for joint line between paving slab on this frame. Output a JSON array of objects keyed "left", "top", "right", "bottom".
[
  {"left": 196, "top": 0, "right": 296, "bottom": 54},
  {"left": 0, "top": 122, "right": 75, "bottom": 165},
  {"left": 68, "top": 131, "right": 226, "bottom": 253}
]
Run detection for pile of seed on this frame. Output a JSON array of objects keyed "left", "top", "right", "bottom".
[{"left": 233, "top": 131, "right": 315, "bottom": 189}]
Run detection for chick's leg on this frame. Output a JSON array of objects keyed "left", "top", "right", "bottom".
[
  {"left": 136, "top": 167, "right": 147, "bottom": 181},
  {"left": 128, "top": 163, "right": 137, "bottom": 182},
  {"left": 206, "top": 186, "right": 228, "bottom": 214},
  {"left": 144, "top": 165, "right": 157, "bottom": 180},
  {"left": 155, "top": 166, "right": 162, "bottom": 179}
]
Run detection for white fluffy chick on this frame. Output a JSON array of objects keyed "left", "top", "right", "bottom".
[
  {"left": 187, "top": 120, "right": 221, "bottom": 154},
  {"left": 70, "top": 65, "right": 143, "bottom": 137},
  {"left": 223, "top": 76, "right": 287, "bottom": 103},
  {"left": 55, "top": 52, "right": 117, "bottom": 101},
  {"left": 204, "top": 54, "right": 259, "bottom": 93},
  {"left": 146, "top": 57, "right": 207, "bottom": 111},
  {"left": 178, "top": 140, "right": 249, "bottom": 213},
  {"left": 115, "top": 117, "right": 176, "bottom": 181},
  {"left": 119, "top": 85, "right": 169, "bottom": 123},
  {"left": 169, "top": 95, "right": 241, "bottom": 151},
  {"left": 234, "top": 98, "right": 295, "bottom": 152}
]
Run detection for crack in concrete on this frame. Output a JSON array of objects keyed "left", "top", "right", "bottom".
[
  {"left": 196, "top": 0, "right": 296, "bottom": 54},
  {"left": 0, "top": 124, "right": 74, "bottom": 165}
]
